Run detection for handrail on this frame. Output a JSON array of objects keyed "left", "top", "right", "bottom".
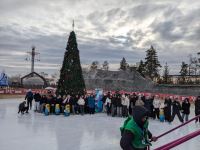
[
  {"left": 156, "top": 114, "right": 200, "bottom": 139},
  {"left": 154, "top": 135, "right": 188, "bottom": 150},
  {"left": 154, "top": 129, "right": 200, "bottom": 150}
]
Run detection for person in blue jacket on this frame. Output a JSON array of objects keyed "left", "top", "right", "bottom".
[{"left": 88, "top": 94, "right": 95, "bottom": 114}]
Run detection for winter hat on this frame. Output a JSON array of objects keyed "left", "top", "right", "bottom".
[{"left": 132, "top": 106, "right": 149, "bottom": 128}]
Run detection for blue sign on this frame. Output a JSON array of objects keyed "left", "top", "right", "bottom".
[{"left": 0, "top": 73, "right": 8, "bottom": 86}]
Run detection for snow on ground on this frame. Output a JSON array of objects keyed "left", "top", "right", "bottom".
[{"left": 0, "top": 99, "right": 200, "bottom": 150}]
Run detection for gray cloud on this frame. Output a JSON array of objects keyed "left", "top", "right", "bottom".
[{"left": 0, "top": 0, "right": 199, "bottom": 76}]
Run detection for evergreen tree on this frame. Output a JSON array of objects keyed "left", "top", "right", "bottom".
[
  {"left": 56, "top": 31, "right": 85, "bottom": 96},
  {"left": 137, "top": 60, "right": 145, "bottom": 77},
  {"left": 120, "top": 57, "right": 128, "bottom": 71},
  {"left": 102, "top": 61, "right": 109, "bottom": 70},
  {"left": 179, "top": 61, "right": 188, "bottom": 84},
  {"left": 90, "top": 61, "right": 99, "bottom": 71},
  {"left": 144, "top": 45, "right": 161, "bottom": 79},
  {"left": 163, "top": 62, "right": 170, "bottom": 84}
]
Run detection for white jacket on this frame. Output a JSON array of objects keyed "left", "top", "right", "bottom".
[
  {"left": 77, "top": 98, "right": 85, "bottom": 106},
  {"left": 122, "top": 96, "right": 130, "bottom": 108},
  {"left": 105, "top": 97, "right": 111, "bottom": 106},
  {"left": 153, "top": 99, "right": 161, "bottom": 109},
  {"left": 160, "top": 102, "right": 165, "bottom": 109}
]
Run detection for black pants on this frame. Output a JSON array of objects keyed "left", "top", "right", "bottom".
[
  {"left": 111, "top": 105, "right": 117, "bottom": 117},
  {"left": 27, "top": 100, "right": 32, "bottom": 110},
  {"left": 89, "top": 107, "right": 95, "bottom": 114},
  {"left": 84, "top": 106, "right": 89, "bottom": 114},
  {"left": 122, "top": 106, "right": 128, "bottom": 117},
  {"left": 164, "top": 108, "right": 171, "bottom": 122},
  {"left": 74, "top": 105, "right": 79, "bottom": 114},
  {"left": 50, "top": 105, "right": 55, "bottom": 113},
  {"left": 106, "top": 105, "right": 111, "bottom": 115},
  {"left": 154, "top": 108, "right": 160, "bottom": 119},
  {"left": 171, "top": 111, "right": 183, "bottom": 123},
  {"left": 195, "top": 112, "right": 200, "bottom": 123},
  {"left": 80, "top": 105, "right": 84, "bottom": 115}
]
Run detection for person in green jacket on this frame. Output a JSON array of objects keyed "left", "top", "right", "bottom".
[{"left": 120, "top": 106, "right": 157, "bottom": 150}]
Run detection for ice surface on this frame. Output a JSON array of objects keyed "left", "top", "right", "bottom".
[{"left": 0, "top": 99, "right": 200, "bottom": 150}]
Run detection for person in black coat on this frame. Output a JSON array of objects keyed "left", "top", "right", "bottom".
[
  {"left": 120, "top": 106, "right": 157, "bottom": 150},
  {"left": 56, "top": 95, "right": 63, "bottom": 105},
  {"left": 25, "top": 89, "right": 34, "bottom": 110},
  {"left": 84, "top": 95, "right": 89, "bottom": 114},
  {"left": 111, "top": 94, "right": 117, "bottom": 117},
  {"left": 195, "top": 96, "right": 200, "bottom": 123},
  {"left": 129, "top": 94, "right": 137, "bottom": 115},
  {"left": 181, "top": 98, "right": 190, "bottom": 122},
  {"left": 34, "top": 92, "right": 41, "bottom": 112},
  {"left": 56, "top": 95, "right": 63, "bottom": 112},
  {"left": 70, "top": 95, "right": 77, "bottom": 115},
  {"left": 73, "top": 95, "right": 79, "bottom": 114},
  {"left": 61, "top": 95, "right": 67, "bottom": 113},
  {"left": 50, "top": 95, "right": 56, "bottom": 114},
  {"left": 40, "top": 95, "right": 47, "bottom": 113},
  {"left": 171, "top": 98, "right": 183, "bottom": 123},
  {"left": 164, "top": 97, "right": 172, "bottom": 123},
  {"left": 144, "top": 96, "right": 153, "bottom": 118},
  {"left": 116, "top": 94, "right": 122, "bottom": 117}
]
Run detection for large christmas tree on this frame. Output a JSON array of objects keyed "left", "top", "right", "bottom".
[{"left": 56, "top": 31, "right": 85, "bottom": 96}]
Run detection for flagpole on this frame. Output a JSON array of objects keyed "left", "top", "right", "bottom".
[{"left": 72, "top": 20, "right": 75, "bottom": 31}]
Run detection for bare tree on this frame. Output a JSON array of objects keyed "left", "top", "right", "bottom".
[
  {"left": 90, "top": 61, "right": 99, "bottom": 71},
  {"left": 102, "top": 61, "right": 109, "bottom": 71}
]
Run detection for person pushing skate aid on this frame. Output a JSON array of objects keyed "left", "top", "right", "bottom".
[{"left": 120, "top": 106, "right": 157, "bottom": 150}]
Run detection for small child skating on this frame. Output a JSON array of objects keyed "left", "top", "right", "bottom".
[
  {"left": 64, "top": 104, "right": 70, "bottom": 116},
  {"left": 159, "top": 103, "right": 165, "bottom": 122},
  {"left": 55, "top": 104, "right": 60, "bottom": 115},
  {"left": 159, "top": 108, "right": 165, "bottom": 122},
  {"left": 18, "top": 101, "right": 29, "bottom": 114},
  {"left": 44, "top": 104, "right": 50, "bottom": 116}
]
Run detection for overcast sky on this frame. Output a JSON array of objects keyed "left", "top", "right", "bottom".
[{"left": 0, "top": 0, "right": 200, "bottom": 76}]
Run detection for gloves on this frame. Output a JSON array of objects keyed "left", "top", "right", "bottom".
[{"left": 151, "top": 136, "right": 158, "bottom": 142}]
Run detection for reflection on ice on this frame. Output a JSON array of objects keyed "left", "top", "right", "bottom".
[{"left": 0, "top": 99, "right": 199, "bottom": 150}]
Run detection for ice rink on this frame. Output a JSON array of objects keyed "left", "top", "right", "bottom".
[{"left": 0, "top": 99, "right": 200, "bottom": 150}]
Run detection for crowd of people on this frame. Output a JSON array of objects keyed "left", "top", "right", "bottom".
[
  {"left": 21, "top": 89, "right": 96, "bottom": 115},
  {"left": 103, "top": 92, "right": 200, "bottom": 123},
  {"left": 19, "top": 89, "right": 200, "bottom": 124}
]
